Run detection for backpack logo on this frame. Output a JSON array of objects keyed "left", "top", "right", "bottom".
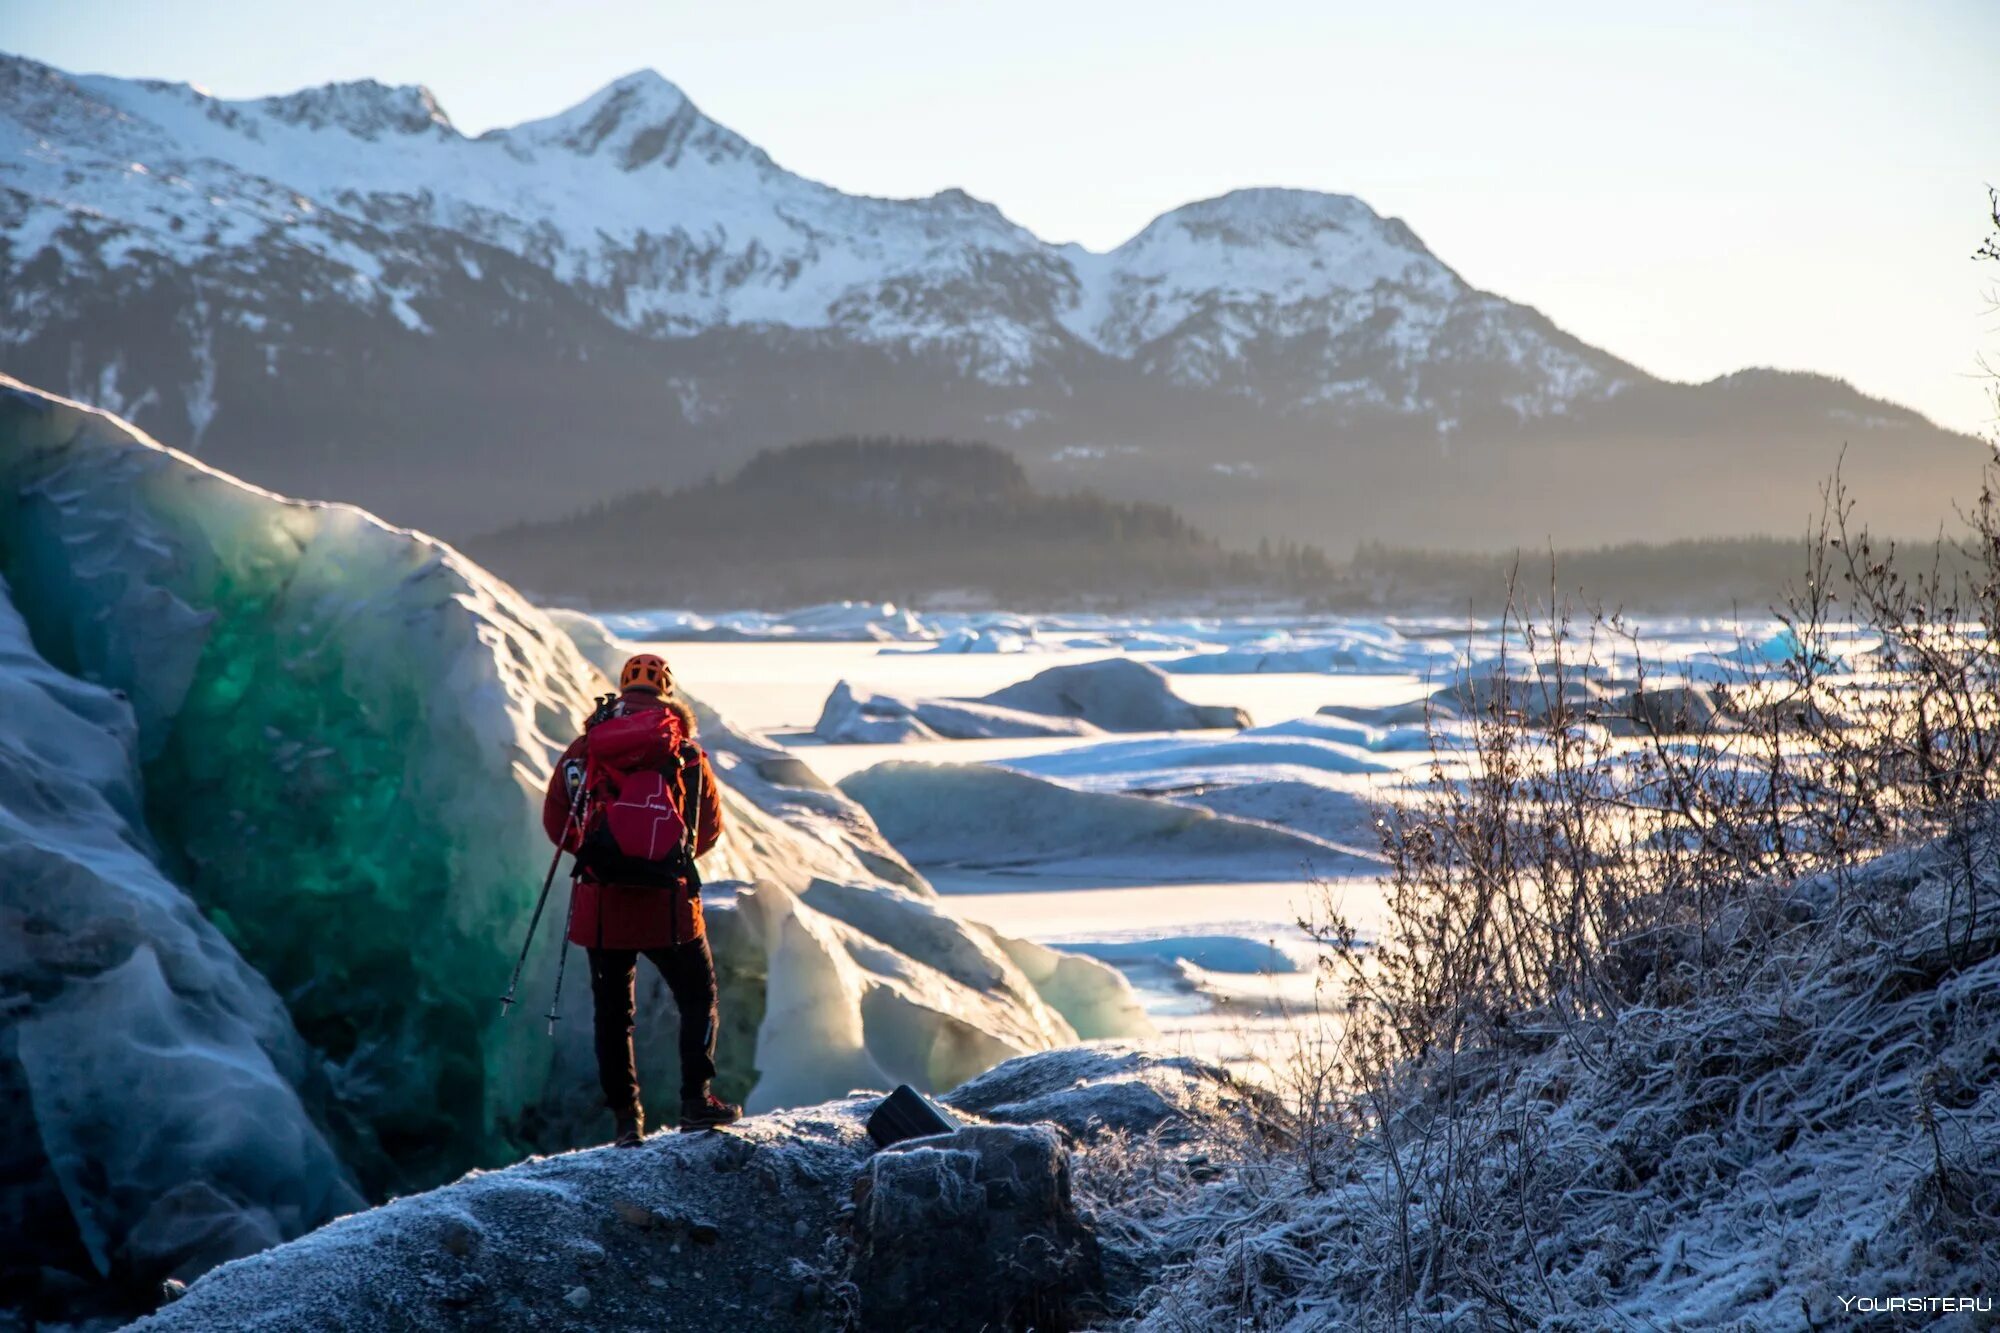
[{"left": 604, "top": 770, "right": 688, "bottom": 861}]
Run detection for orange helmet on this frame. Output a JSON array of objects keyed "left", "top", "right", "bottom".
[{"left": 618, "top": 653, "right": 671, "bottom": 695}]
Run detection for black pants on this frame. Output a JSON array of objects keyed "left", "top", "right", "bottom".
[{"left": 586, "top": 937, "right": 718, "bottom": 1117}]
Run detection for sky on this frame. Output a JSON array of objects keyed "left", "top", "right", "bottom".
[{"left": 7, "top": 0, "right": 1996, "bottom": 436}]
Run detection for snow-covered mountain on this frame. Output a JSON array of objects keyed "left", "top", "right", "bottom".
[{"left": 0, "top": 53, "right": 1982, "bottom": 547}]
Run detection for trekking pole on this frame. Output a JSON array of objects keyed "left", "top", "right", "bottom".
[
  {"left": 500, "top": 770, "right": 587, "bottom": 1017},
  {"left": 546, "top": 878, "right": 581, "bottom": 1036}
]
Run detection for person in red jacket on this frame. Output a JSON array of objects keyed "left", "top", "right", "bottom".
[{"left": 542, "top": 652, "right": 739, "bottom": 1144}]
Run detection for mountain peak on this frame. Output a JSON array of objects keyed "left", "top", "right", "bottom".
[
  {"left": 602, "top": 68, "right": 685, "bottom": 100},
  {"left": 255, "top": 79, "right": 455, "bottom": 140},
  {"left": 1132, "top": 187, "right": 1390, "bottom": 248},
  {"left": 1094, "top": 186, "right": 1455, "bottom": 310},
  {"left": 496, "top": 69, "right": 768, "bottom": 172}
]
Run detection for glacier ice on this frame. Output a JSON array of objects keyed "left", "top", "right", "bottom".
[
  {"left": 973, "top": 931, "right": 1155, "bottom": 1041},
  {"left": 1172, "top": 778, "right": 1383, "bottom": 854},
  {"left": 598, "top": 601, "right": 931, "bottom": 643},
  {"left": 839, "top": 760, "right": 1348, "bottom": 881},
  {"left": 1000, "top": 726, "right": 1396, "bottom": 785},
  {"left": 0, "top": 376, "right": 608, "bottom": 1196},
  {"left": 0, "top": 374, "right": 1151, "bottom": 1299},
  {"left": 594, "top": 873, "right": 1146, "bottom": 1121},
  {"left": 980, "top": 658, "right": 1250, "bottom": 731},
  {"left": 813, "top": 659, "right": 1249, "bottom": 744},
  {"left": 814, "top": 679, "right": 1100, "bottom": 743},
  {"left": 0, "top": 572, "right": 360, "bottom": 1288}
]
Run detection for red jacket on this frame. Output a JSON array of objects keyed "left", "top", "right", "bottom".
[{"left": 542, "top": 690, "right": 723, "bottom": 948}]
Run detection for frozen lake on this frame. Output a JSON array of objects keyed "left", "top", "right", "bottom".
[
  {"left": 634, "top": 609, "right": 1802, "bottom": 1076},
  {"left": 655, "top": 636, "right": 1426, "bottom": 1074},
  {"left": 662, "top": 639, "right": 1426, "bottom": 737}
]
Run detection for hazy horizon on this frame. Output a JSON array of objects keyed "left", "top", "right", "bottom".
[{"left": 7, "top": 0, "right": 1995, "bottom": 438}]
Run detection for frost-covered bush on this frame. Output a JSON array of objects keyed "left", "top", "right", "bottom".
[
  {"left": 1127, "top": 464, "right": 2000, "bottom": 1329},
  {"left": 1134, "top": 841, "right": 2000, "bottom": 1328}
]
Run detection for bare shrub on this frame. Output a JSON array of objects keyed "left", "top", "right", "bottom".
[{"left": 1128, "top": 462, "right": 2000, "bottom": 1329}]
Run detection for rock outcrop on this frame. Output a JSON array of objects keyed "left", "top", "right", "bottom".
[
  {"left": 126, "top": 1047, "right": 1252, "bottom": 1332},
  {"left": 853, "top": 1125, "right": 1100, "bottom": 1332}
]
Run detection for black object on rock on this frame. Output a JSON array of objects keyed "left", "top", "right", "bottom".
[{"left": 867, "top": 1084, "right": 960, "bottom": 1148}]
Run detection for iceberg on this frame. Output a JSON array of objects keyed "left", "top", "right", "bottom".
[
  {"left": 813, "top": 680, "right": 1101, "bottom": 743},
  {"left": 812, "top": 658, "right": 1250, "bottom": 744},
  {"left": 601, "top": 601, "right": 931, "bottom": 642},
  {"left": 1059, "top": 934, "right": 1301, "bottom": 975},
  {"left": 888, "top": 625, "right": 1043, "bottom": 654},
  {"left": 839, "top": 761, "right": 1349, "bottom": 881},
  {"left": 1159, "top": 621, "right": 1459, "bottom": 675},
  {"left": 971, "top": 931, "right": 1156, "bottom": 1040},
  {"left": 1172, "top": 778, "right": 1383, "bottom": 854},
  {"left": 980, "top": 658, "right": 1250, "bottom": 731},
  {"left": 1000, "top": 728, "right": 1396, "bottom": 785}
]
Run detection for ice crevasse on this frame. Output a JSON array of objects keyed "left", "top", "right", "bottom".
[{"left": 0, "top": 376, "right": 1150, "bottom": 1294}]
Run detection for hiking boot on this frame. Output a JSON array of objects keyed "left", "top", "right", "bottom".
[
  {"left": 613, "top": 1110, "right": 645, "bottom": 1149},
  {"left": 679, "top": 1089, "right": 742, "bottom": 1131}
]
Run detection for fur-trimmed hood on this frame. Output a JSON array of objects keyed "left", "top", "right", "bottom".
[
  {"left": 615, "top": 686, "right": 698, "bottom": 738},
  {"left": 663, "top": 692, "right": 698, "bottom": 737}
]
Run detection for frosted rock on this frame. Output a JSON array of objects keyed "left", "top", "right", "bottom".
[
  {"left": 127, "top": 1048, "right": 1238, "bottom": 1332},
  {"left": 946, "top": 1044, "right": 1253, "bottom": 1145},
  {"left": 852, "top": 1124, "right": 1100, "bottom": 1332}
]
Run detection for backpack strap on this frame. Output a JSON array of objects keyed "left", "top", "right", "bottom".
[{"left": 678, "top": 740, "right": 705, "bottom": 887}]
